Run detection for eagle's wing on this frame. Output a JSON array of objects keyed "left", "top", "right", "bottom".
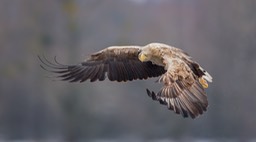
[
  {"left": 39, "top": 46, "right": 166, "bottom": 82},
  {"left": 146, "top": 55, "right": 208, "bottom": 119}
]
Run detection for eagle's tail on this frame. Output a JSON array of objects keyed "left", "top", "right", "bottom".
[
  {"left": 187, "top": 61, "right": 212, "bottom": 84},
  {"left": 198, "top": 66, "right": 212, "bottom": 88},
  {"left": 200, "top": 66, "right": 212, "bottom": 83}
]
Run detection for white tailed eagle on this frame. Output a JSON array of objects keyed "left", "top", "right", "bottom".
[{"left": 39, "top": 43, "right": 212, "bottom": 118}]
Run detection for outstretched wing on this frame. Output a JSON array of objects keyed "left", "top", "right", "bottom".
[
  {"left": 146, "top": 55, "right": 209, "bottom": 119},
  {"left": 39, "top": 46, "right": 166, "bottom": 82}
]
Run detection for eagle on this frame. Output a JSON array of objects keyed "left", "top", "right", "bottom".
[{"left": 39, "top": 43, "right": 212, "bottom": 118}]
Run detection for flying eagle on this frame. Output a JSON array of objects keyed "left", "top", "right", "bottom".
[{"left": 39, "top": 43, "right": 212, "bottom": 118}]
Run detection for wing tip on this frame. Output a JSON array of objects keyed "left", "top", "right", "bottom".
[{"left": 146, "top": 77, "right": 208, "bottom": 119}]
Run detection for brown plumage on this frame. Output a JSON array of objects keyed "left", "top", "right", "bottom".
[{"left": 39, "top": 43, "right": 212, "bottom": 118}]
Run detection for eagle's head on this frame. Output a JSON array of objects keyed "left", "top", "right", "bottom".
[
  {"left": 138, "top": 45, "right": 154, "bottom": 62},
  {"left": 138, "top": 53, "right": 148, "bottom": 62}
]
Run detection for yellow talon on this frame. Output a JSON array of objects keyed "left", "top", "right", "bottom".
[{"left": 199, "top": 78, "right": 208, "bottom": 88}]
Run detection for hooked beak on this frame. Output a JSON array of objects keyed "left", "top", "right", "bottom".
[{"left": 138, "top": 53, "right": 147, "bottom": 62}]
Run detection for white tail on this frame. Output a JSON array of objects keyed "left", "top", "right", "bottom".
[{"left": 199, "top": 66, "right": 213, "bottom": 82}]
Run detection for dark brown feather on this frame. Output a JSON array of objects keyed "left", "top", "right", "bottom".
[
  {"left": 38, "top": 47, "right": 165, "bottom": 83},
  {"left": 80, "top": 67, "right": 94, "bottom": 82},
  {"left": 146, "top": 73, "right": 208, "bottom": 119},
  {"left": 182, "top": 58, "right": 205, "bottom": 78}
]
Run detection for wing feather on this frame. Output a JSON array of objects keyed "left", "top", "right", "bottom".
[
  {"left": 108, "top": 62, "right": 116, "bottom": 81},
  {"left": 80, "top": 67, "right": 94, "bottom": 82},
  {"left": 124, "top": 61, "right": 134, "bottom": 81},
  {"left": 128, "top": 61, "right": 138, "bottom": 80},
  {"left": 147, "top": 78, "right": 207, "bottom": 119},
  {"left": 90, "top": 65, "right": 100, "bottom": 82},
  {"left": 61, "top": 67, "right": 85, "bottom": 81},
  {"left": 116, "top": 62, "right": 125, "bottom": 82},
  {"left": 69, "top": 67, "right": 88, "bottom": 82},
  {"left": 96, "top": 64, "right": 106, "bottom": 81},
  {"left": 146, "top": 55, "right": 208, "bottom": 118},
  {"left": 39, "top": 46, "right": 165, "bottom": 82}
]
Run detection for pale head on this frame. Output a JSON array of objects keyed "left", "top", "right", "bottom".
[{"left": 138, "top": 46, "right": 152, "bottom": 62}]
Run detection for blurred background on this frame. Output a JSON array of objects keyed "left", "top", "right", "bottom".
[{"left": 1, "top": 0, "right": 256, "bottom": 141}]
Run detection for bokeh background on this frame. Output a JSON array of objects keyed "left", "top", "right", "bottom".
[{"left": 1, "top": 0, "right": 256, "bottom": 141}]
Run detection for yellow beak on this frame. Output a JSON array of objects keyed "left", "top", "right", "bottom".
[{"left": 138, "top": 53, "right": 147, "bottom": 62}]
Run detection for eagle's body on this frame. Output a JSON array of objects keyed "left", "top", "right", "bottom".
[{"left": 39, "top": 43, "right": 212, "bottom": 118}]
